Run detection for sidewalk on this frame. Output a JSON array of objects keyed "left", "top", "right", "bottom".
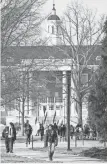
[{"left": 1, "top": 139, "right": 106, "bottom": 163}]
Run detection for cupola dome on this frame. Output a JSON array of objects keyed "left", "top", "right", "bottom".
[
  {"left": 48, "top": 15, "right": 60, "bottom": 20},
  {"left": 47, "top": 3, "right": 60, "bottom": 21}
]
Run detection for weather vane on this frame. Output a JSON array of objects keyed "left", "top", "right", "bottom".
[{"left": 53, "top": 0, "right": 56, "bottom": 10}]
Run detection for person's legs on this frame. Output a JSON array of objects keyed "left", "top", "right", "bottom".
[
  {"left": 48, "top": 143, "right": 52, "bottom": 160},
  {"left": 44, "top": 135, "right": 48, "bottom": 147},
  {"left": 28, "top": 134, "right": 31, "bottom": 144},
  {"left": 26, "top": 134, "right": 28, "bottom": 146},
  {"left": 50, "top": 143, "right": 55, "bottom": 160},
  {"left": 41, "top": 134, "right": 44, "bottom": 141},
  {"left": 63, "top": 130, "right": 65, "bottom": 137},
  {"left": 5, "top": 138, "right": 9, "bottom": 153},
  {"left": 64, "top": 130, "right": 65, "bottom": 138},
  {"left": 44, "top": 134, "right": 46, "bottom": 147},
  {"left": 46, "top": 140, "right": 48, "bottom": 147},
  {"left": 9, "top": 138, "right": 13, "bottom": 153},
  {"left": 61, "top": 129, "right": 62, "bottom": 137},
  {"left": 41, "top": 134, "right": 42, "bottom": 141},
  {"left": 38, "top": 130, "right": 40, "bottom": 136}
]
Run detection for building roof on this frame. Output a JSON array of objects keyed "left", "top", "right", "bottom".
[
  {"left": 48, "top": 14, "right": 60, "bottom": 20},
  {"left": 2, "top": 45, "right": 102, "bottom": 66}
]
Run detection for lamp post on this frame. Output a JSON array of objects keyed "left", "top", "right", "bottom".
[
  {"left": 67, "top": 71, "right": 71, "bottom": 150},
  {"left": 64, "top": 99, "right": 65, "bottom": 124}
]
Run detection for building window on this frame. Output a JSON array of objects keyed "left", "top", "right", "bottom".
[
  {"left": 49, "top": 105, "right": 54, "bottom": 110},
  {"left": 55, "top": 92, "right": 59, "bottom": 97},
  {"left": 56, "top": 105, "right": 60, "bottom": 110},
  {"left": 7, "top": 57, "right": 14, "bottom": 62},
  {"left": 96, "top": 56, "right": 101, "bottom": 61},
  {"left": 56, "top": 77, "right": 60, "bottom": 84},
  {"left": 55, "top": 97, "right": 62, "bottom": 102},
  {"left": 57, "top": 25, "right": 60, "bottom": 34},
  {"left": 55, "top": 77, "right": 61, "bottom": 88},
  {"left": 81, "top": 73, "right": 88, "bottom": 86},
  {"left": 52, "top": 26, "right": 54, "bottom": 34}
]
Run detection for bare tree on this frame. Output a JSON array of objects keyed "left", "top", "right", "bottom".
[
  {"left": 1, "top": 53, "right": 63, "bottom": 135},
  {"left": 1, "top": 0, "right": 48, "bottom": 135},
  {"left": 1, "top": 0, "right": 46, "bottom": 58},
  {"left": 57, "top": 0, "right": 105, "bottom": 125},
  {"left": 1, "top": 60, "right": 50, "bottom": 135}
]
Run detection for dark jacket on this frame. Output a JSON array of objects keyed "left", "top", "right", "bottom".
[
  {"left": 40, "top": 125, "right": 44, "bottom": 135},
  {"left": 2, "top": 126, "right": 16, "bottom": 141},
  {"left": 47, "top": 129, "right": 58, "bottom": 143},
  {"left": 53, "top": 124, "right": 58, "bottom": 131},
  {"left": 25, "top": 124, "right": 32, "bottom": 135}
]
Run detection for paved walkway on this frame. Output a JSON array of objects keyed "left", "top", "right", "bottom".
[{"left": 1, "top": 139, "right": 107, "bottom": 163}]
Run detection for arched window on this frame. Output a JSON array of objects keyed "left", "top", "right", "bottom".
[
  {"left": 57, "top": 25, "right": 59, "bottom": 34},
  {"left": 48, "top": 25, "right": 50, "bottom": 33},
  {"left": 52, "top": 26, "right": 54, "bottom": 34}
]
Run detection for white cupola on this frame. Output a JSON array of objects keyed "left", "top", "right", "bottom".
[{"left": 47, "top": 2, "right": 62, "bottom": 45}]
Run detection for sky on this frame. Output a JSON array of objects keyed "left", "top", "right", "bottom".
[
  {"left": 41, "top": 0, "right": 107, "bottom": 38},
  {"left": 42, "top": 0, "right": 107, "bottom": 17}
]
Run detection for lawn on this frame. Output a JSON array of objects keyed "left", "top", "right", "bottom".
[{"left": 80, "top": 147, "right": 107, "bottom": 161}]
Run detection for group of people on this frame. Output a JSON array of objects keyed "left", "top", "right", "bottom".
[
  {"left": 83, "top": 124, "right": 97, "bottom": 140},
  {"left": 2, "top": 120, "right": 33, "bottom": 153},
  {"left": 24, "top": 121, "right": 97, "bottom": 149},
  {"left": 2, "top": 121, "right": 58, "bottom": 161},
  {"left": 2, "top": 120, "right": 97, "bottom": 161},
  {"left": 72, "top": 124, "right": 97, "bottom": 140}
]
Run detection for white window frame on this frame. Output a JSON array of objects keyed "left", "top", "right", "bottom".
[
  {"left": 81, "top": 73, "right": 88, "bottom": 87},
  {"left": 96, "top": 56, "right": 101, "bottom": 61}
]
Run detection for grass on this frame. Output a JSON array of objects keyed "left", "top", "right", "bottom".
[{"left": 80, "top": 147, "right": 107, "bottom": 161}]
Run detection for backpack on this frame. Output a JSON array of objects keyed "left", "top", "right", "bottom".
[{"left": 2, "top": 127, "right": 9, "bottom": 138}]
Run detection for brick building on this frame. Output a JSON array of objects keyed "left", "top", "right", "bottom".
[{"left": 1, "top": 3, "right": 102, "bottom": 127}]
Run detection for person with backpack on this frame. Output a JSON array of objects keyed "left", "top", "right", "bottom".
[
  {"left": 24, "top": 120, "right": 32, "bottom": 146},
  {"left": 47, "top": 124, "right": 58, "bottom": 161},
  {"left": 70, "top": 125, "right": 74, "bottom": 139},
  {"left": 53, "top": 123, "right": 58, "bottom": 132},
  {"left": 2, "top": 122, "right": 16, "bottom": 153},
  {"left": 40, "top": 123, "right": 44, "bottom": 141}
]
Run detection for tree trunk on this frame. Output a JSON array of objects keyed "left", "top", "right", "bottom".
[
  {"left": 77, "top": 96, "right": 82, "bottom": 125},
  {"left": 21, "top": 98, "right": 25, "bottom": 136}
]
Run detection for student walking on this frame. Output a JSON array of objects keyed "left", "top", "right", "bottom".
[
  {"left": 40, "top": 124, "right": 44, "bottom": 141},
  {"left": 24, "top": 120, "right": 32, "bottom": 146},
  {"left": 47, "top": 124, "right": 58, "bottom": 161},
  {"left": 2, "top": 122, "right": 16, "bottom": 153}
]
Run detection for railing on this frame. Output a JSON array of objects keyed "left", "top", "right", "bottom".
[{"left": 37, "top": 97, "right": 62, "bottom": 103}]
